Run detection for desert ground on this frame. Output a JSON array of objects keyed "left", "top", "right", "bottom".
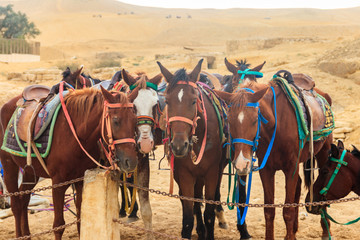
[{"left": 1, "top": 0, "right": 360, "bottom": 239}]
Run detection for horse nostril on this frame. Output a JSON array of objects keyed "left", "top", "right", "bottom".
[
  {"left": 184, "top": 141, "right": 189, "bottom": 149},
  {"left": 125, "top": 159, "right": 130, "bottom": 169}
]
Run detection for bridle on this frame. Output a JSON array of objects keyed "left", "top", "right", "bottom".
[
  {"left": 59, "top": 81, "right": 136, "bottom": 171},
  {"left": 319, "top": 149, "right": 348, "bottom": 196},
  {"left": 166, "top": 81, "right": 207, "bottom": 165}
]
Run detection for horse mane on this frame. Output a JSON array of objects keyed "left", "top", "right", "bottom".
[
  {"left": 236, "top": 59, "right": 251, "bottom": 70},
  {"left": 132, "top": 75, "right": 148, "bottom": 90},
  {"left": 64, "top": 88, "right": 104, "bottom": 121},
  {"left": 166, "top": 68, "right": 189, "bottom": 93}
]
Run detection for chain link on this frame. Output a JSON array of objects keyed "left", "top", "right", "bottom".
[
  {"left": 118, "top": 179, "right": 360, "bottom": 208},
  {"left": 2, "top": 177, "right": 84, "bottom": 198},
  {"left": 10, "top": 219, "right": 80, "bottom": 240},
  {"left": 113, "top": 218, "right": 186, "bottom": 240}
]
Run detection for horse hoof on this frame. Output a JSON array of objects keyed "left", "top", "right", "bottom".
[
  {"left": 240, "top": 237, "right": 252, "bottom": 240},
  {"left": 219, "top": 222, "right": 228, "bottom": 229},
  {"left": 127, "top": 216, "right": 140, "bottom": 223},
  {"left": 119, "top": 211, "right": 127, "bottom": 218},
  {"left": 322, "top": 237, "right": 333, "bottom": 240}
]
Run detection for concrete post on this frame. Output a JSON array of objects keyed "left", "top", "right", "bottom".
[{"left": 80, "top": 168, "right": 120, "bottom": 240}]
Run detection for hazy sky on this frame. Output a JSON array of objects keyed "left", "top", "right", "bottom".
[{"left": 118, "top": 0, "right": 360, "bottom": 9}]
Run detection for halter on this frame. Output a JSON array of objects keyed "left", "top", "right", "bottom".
[
  {"left": 319, "top": 150, "right": 348, "bottom": 196},
  {"left": 59, "top": 81, "right": 136, "bottom": 171},
  {"left": 228, "top": 86, "right": 277, "bottom": 225},
  {"left": 237, "top": 69, "right": 263, "bottom": 82},
  {"left": 166, "top": 80, "right": 207, "bottom": 165}
]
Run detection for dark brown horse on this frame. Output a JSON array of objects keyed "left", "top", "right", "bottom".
[
  {"left": 215, "top": 80, "right": 333, "bottom": 240},
  {"left": 157, "top": 59, "right": 227, "bottom": 240},
  {"left": 0, "top": 87, "right": 139, "bottom": 239},
  {"left": 306, "top": 140, "right": 360, "bottom": 239}
]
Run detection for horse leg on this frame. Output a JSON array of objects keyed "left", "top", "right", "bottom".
[
  {"left": 259, "top": 169, "right": 276, "bottom": 240},
  {"left": 283, "top": 170, "right": 300, "bottom": 240},
  {"left": 194, "top": 179, "right": 205, "bottom": 240},
  {"left": 320, "top": 208, "right": 332, "bottom": 240},
  {"left": 74, "top": 181, "right": 83, "bottom": 235},
  {"left": 119, "top": 182, "right": 127, "bottom": 218},
  {"left": 18, "top": 171, "right": 39, "bottom": 237},
  {"left": 137, "top": 154, "right": 153, "bottom": 238},
  {"left": 237, "top": 175, "right": 252, "bottom": 240},
  {"left": 127, "top": 175, "right": 139, "bottom": 221},
  {"left": 1, "top": 157, "right": 22, "bottom": 237},
  {"left": 293, "top": 176, "right": 302, "bottom": 234},
  {"left": 215, "top": 153, "right": 228, "bottom": 230},
  {"left": 176, "top": 170, "right": 195, "bottom": 239},
  {"left": 52, "top": 184, "right": 69, "bottom": 240},
  {"left": 203, "top": 169, "right": 219, "bottom": 240}
]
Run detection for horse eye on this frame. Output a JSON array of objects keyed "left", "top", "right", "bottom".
[
  {"left": 192, "top": 100, "right": 197, "bottom": 105},
  {"left": 112, "top": 117, "right": 120, "bottom": 125}
]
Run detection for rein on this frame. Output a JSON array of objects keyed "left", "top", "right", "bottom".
[
  {"left": 59, "top": 82, "right": 135, "bottom": 171},
  {"left": 229, "top": 86, "right": 277, "bottom": 225},
  {"left": 166, "top": 81, "right": 208, "bottom": 165}
]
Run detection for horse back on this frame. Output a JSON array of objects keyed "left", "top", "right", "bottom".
[{"left": 0, "top": 95, "right": 22, "bottom": 135}]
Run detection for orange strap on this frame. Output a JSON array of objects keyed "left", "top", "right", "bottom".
[
  {"left": 168, "top": 116, "right": 194, "bottom": 126},
  {"left": 177, "top": 81, "right": 198, "bottom": 88}
]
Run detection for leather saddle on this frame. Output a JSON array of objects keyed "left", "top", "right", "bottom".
[
  {"left": 293, "top": 73, "right": 315, "bottom": 91},
  {"left": 16, "top": 85, "right": 51, "bottom": 142}
]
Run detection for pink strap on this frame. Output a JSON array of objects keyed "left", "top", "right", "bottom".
[
  {"left": 168, "top": 116, "right": 194, "bottom": 126},
  {"left": 105, "top": 102, "right": 134, "bottom": 108},
  {"left": 193, "top": 88, "right": 207, "bottom": 165},
  {"left": 113, "top": 138, "right": 136, "bottom": 145}
]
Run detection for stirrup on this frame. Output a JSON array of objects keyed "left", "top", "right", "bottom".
[{"left": 21, "top": 165, "right": 37, "bottom": 185}]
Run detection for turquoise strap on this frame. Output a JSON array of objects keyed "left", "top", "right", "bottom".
[
  {"left": 129, "top": 82, "right": 158, "bottom": 91},
  {"left": 320, "top": 150, "right": 347, "bottom": 195},
  {"left": 238, "top": 69, "right": 263, "bottom": 80}
]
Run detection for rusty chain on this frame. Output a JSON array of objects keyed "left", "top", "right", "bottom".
[
  {"left": 2, "top": 177, "right": 84, "bottom": 198},
  {"left": 10, "top": 219, "right": 80, "bottom": 240},
  {"left": 113, "top": 218, "right": 186, "bottom": 240},
  {"left": 118, "top": 179, "right": 360, "bottom": 208}
]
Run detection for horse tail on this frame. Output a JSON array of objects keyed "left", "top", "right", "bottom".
[{"left": 303, "top": 158, "right": 312, "bottom": 189}]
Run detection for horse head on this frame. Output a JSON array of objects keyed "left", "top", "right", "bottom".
[
  {"left": 100, "top": 86, "right": 139, "bottom": 172},
  {"left": 157, "top": 59, "right": 203, "bottom": 158},
  {"left": 122, "top": 69, "right": 162, "bottom": 154},
  {"left": 224, "top": 58, "right": 266, "bottom": 92},
  {"left": 62, "top": 66, "right": 92, "bottom": 89},
  {"left": 305, "top": 140, "right": 355, "bottom": 215},
  {"left": 215, "top": 86, "right": 268, "bottom": 175}
]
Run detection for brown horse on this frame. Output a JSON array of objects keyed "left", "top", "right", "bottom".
[
  {"left": 0, "top": 87, "right": 139, "bottom": 239},
  {"left": 120, "top": 69, "right": 163, "bottom": 232},
  {"left": 306, "top": 140, "right": 360, "bottom": 239},
  {"left": 215, "top": 80, "right": 333, "bottom": 240},
  {"left": 157, "top": 59, "right": 227, "bottom": 240}
]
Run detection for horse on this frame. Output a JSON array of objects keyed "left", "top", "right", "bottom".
[
  {"left": 0, "top": 86, "right": 139, "bottom": 239},
  {"left": 119, "top": 69, "right": 163, "bottom": 231},
  {"left": 215, "top": 78, "right": 333, "bottom": 240},
  {"left": 306, "top": 140, "right": 360, "bottom": 239},
  {"left": 157, "top": 59, "right": 228, "bottom": 239}
]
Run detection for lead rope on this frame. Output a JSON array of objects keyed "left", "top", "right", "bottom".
[{"left": 123, "top": 168, "right": 138, "bottom": 214}]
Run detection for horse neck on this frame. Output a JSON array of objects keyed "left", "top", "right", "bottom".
[{"left": 348, "top": 155, "right": 360, "bottom": 195}]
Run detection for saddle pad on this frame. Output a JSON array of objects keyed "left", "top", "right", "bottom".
[
  {"left": 33, "top": 91, "right": 69, "bottom": 140},
  {"left": 1, "top": 104, "right": 62, "bottom": 158},
  {"left": 272, "top": 77, "right": 334, "bottom": 142}
]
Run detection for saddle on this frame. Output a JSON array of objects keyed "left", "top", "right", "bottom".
[
  {"left": 272, "top": 71, "right": 334, "bottom": 141},
  {"left": 16, "top": 85, "right": 51, "bottom": 142}
]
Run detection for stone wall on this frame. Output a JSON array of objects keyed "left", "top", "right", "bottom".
[{"left": 7, "top": 67, "right": 62, "bottom": 83}]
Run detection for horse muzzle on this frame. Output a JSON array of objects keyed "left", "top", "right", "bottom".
[
  {"left": 234, "top": 152, "right": 252, "bottom": 176},
  {"left": 170, "top": 137, "right": 190, "bottom": 158},
  {"left": 138, "top": 137, "right": 154, "bottom": 154},
  {"left": 115, "top": 152, "right": 138, "bottom": 173},
  {"left": 305, "top": 193, "right": 325, "bottom": 215}
]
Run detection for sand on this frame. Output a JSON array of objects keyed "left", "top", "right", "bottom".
[{"left": 0, "top": 0, "right": 360, "bottom": 239}]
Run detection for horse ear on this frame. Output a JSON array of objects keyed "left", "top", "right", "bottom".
[
  {"left": 122, "top": 69, "right": 136, "bottom": 86},
  {"left": 213, "top": 90, "right": 233, "bottom": 105},
  {"left": 100, "top": 85, "right": 116, "bottom": 103},
  {"left": 252, "top": 61, "right": 266, "bottom": 72},
  {"left": 127, "top": 87, "right": 139, "bottom": 103},
  {"left": 248, "top": 87, "right": 268, "bottom": 103},
  {"left": 189, "top": 59, "right": 203, "bottom": 83},
  {"left": 225, "top": 58, "right": 237, "bottom": 74},
  {"left": 149, "top": 73, "right": 163, "bottom": 85},
  {"left": 337, "top": 140, "right": 345, "bottom": 150},
  {"left": 157, "top": 61, "right": 173, "bottom": 83},
  {"left": 111, "top": 71, "right": 122, "bottom": 83},
  {"left": 331, "top": 143, "right": 340, "bottom": 158}
]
